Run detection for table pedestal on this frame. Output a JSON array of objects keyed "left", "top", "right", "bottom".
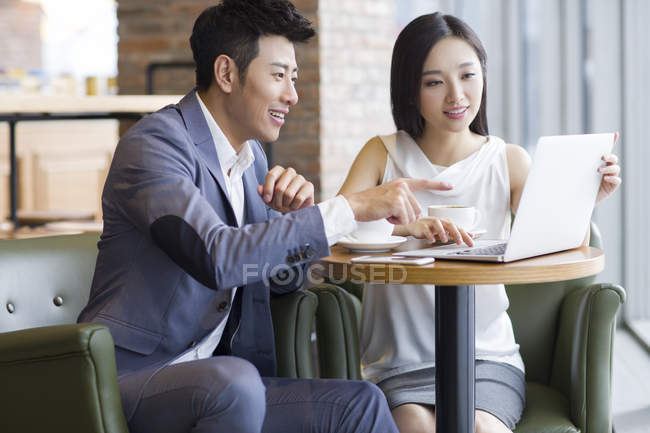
[{"left": 435, "top": 285, "right": 475, "bottom": 433}]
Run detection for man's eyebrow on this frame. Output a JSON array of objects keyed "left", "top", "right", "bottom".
[
  {"left": 422, "top": 61, "right": 477, "bottom": 76},
  {"left": 271, "top": 62, "right": 299, "bottom": 73}
]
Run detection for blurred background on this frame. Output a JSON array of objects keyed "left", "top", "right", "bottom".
[{"left": 1, "top": 0, "right": 648, "bottom": 430}]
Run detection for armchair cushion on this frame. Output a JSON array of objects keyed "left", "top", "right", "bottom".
[
  {"left": 551, "top": 283, "right": 626, "bottom": 433},
  {"left": 515, "top": 382, "right": 578, "bottom": 433},
  {"left": 0, "top": 323, "right": 129, "bottom": 433},
  {"left": 270, "top": 289, "right": 319, "bottom": 378},
  {"left": 310, "top": 283, "right": 362, "bottom": 380}
]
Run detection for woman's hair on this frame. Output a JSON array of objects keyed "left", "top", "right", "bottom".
[
  {"left": 190, "top": 0, "right": 315, "bottom": 91},
  {"left": 390, "top": 13, "right": 488, "bottom": 138}
]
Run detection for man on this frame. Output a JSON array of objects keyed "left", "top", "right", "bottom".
[{"left": 78, "top": 1, "right": 452, "bottom": 432}]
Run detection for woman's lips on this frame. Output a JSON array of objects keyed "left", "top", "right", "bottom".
[{"left": 444, "top": 106, "right": 469, "bottom": 120}]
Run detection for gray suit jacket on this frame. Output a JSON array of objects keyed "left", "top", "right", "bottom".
[{"left": 78, "top": 91, "right": 329, "bottom": 380}]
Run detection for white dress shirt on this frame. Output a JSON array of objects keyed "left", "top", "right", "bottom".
[{"left": 172, "top": 92, "right": 357, "bottom": 364}]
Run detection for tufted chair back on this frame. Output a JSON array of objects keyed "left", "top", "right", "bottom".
[{"left": 0, "top": 233, "right": 98, "bottom": 331}]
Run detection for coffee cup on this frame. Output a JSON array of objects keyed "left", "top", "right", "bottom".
[
  {"left": 347, "top": 219, "right": 394, "bottom": 243},
  {"left": 427, "top": 205, "right": 481, "bottom": 230}
]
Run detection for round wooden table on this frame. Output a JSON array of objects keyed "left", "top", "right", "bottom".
[{"left": 314, "top": 239, "right": 605, "bottom": 433}]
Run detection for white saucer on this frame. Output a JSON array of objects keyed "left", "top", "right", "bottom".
[{"left": 337, "top": 236, "right": 407, "bottom": 253}]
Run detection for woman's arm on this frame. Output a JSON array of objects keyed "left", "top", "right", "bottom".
[
  {"left": 338, "top": 136, "right": 388, "bottom": 195},
  {"left": 339, "top": 136, "right": 417, "bottom": 233},
  {"left": 338, "top": 136, "right": 466, "bottom": 242},
  {"left": 505, "top": 143, "right": 532, "bottom": 214}
]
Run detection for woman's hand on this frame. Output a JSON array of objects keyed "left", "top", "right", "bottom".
[
  {"left": 399, "top": 216, "right": 474, "bottom": 246},
  {"left": 596, "top": 153, "right": 621, "bottom": 205},
  {"left": 596, "top": 153, "right": 622, "bottom": 205},
  {"left": 595, "top": 133, "right": 622, "bottom": 206}
]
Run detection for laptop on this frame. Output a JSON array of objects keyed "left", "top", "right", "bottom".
[{"left": 397, "top": 133, "right": 615, "bottom": 263}]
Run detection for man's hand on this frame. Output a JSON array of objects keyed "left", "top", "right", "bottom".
[
  {"left": 258, "top": 165, "right": 315, "bottom": 214},
  {"left": 342, "top": 178, "right": 453, "bottom": 225}
]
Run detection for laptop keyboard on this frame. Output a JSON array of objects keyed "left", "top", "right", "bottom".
[{"left": 453, "top": 243, "right": 508, "bottom": 256}]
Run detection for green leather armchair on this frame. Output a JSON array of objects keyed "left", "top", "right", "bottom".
[
  {"left": 0, "top": 233, "right": 317, "bottom": 433},
  {"left": 310, "top": 222, "right": 626, "bottom": 433}
]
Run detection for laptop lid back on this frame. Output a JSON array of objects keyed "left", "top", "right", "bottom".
[{"left": 504, "top": 133, "right": 614, "bottom": 262}]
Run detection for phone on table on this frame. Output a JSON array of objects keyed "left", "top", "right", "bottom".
[{"left": 350, "top": 256, "right": 435, "bottom": 265}]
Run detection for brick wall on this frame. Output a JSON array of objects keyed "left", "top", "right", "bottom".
[
  {"left": 318, "top": 0, "right": 394, "bottom": 199},
  {"left": 116, "top": 0, "right": 207, "bottom": 95},
  {"left": 0, "top": 0, "right": 42, "bottom": 71},
  {"left": 117, "top": 0, "right": 395, "bottom": 200}
]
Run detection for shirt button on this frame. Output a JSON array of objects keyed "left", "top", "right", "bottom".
[{"left": 217, "top": 301, "right": 229, "bottom": 312}]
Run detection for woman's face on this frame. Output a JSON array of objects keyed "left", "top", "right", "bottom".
[{"left": 418, "top": 36, "right": 484, "bottom": 135}]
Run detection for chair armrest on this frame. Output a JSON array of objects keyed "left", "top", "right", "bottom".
[
  {"left": 309, "top": 283, "right": 362, "bottom": 380},
  {"left": 550, "top": 283, "right": 626, "bottom": 433},
  {"left": 0, "top": 323, "right": 129, "bottom": 433},
  {"left": 270, "top": 289, "right": 318, "bottom": 378}
]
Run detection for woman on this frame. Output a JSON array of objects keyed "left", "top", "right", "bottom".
[{"left": 338, "top": 13, "right": 621, "bottom": 433}]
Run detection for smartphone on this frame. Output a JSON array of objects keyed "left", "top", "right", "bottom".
[{"left": 350, "top": 256, "right": 435, "bottom": 265}]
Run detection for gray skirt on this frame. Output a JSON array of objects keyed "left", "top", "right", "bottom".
[{"left": 376, "top": 360, "right": 526, "bottom": 430}]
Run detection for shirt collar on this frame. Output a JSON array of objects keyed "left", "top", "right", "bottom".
[{"left": 195, "top": 91, "right": 254, "bottom": 175}]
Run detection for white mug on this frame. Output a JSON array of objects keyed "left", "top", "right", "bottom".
[
  {"left": 427, "top": 205, "right": 481, "bottom": 230},
  {"left": 347, "top": 219, "right": 394, "bottom": 242}
]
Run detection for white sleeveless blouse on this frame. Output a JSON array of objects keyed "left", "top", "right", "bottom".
[{"left": 360, "top": 131, "right": 525, "bottom": 383}]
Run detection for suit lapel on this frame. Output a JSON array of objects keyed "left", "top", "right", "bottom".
[
  {"left": 177, "top": 91, "right": 236, "bottom": 225},
  {"left": 178, "top": 92, "right": 229, "bottom": 199}
]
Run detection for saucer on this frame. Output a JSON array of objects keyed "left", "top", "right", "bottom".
[{"left": 337, "top": 236, "right": 407, "bottom": 253}]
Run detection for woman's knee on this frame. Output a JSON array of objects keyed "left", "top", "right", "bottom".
[
  {"left": 474, "top": 410, "right": 512, "bottom": 433},
  {"left": 392, "top": 404, "right": 436, "bottom": 433}
]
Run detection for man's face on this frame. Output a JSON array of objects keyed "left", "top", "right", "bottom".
[{"left": 228, "top": 35, "right": 299, "bottom": 143}]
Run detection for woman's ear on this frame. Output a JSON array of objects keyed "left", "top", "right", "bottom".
[{"left": 213, "top": 54, "right": 238, "bottom": 93}]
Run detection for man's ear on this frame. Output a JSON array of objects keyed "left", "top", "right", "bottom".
[{"left": 213, "top": 54, "right": 238, "bottom": 93}]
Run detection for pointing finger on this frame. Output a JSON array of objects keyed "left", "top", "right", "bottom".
[{"left": 404, "top": 178, "right": 453, "bottom": 192}]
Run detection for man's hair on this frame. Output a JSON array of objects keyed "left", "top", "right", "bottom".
[
  {"left": 190, "top": 0, "right": 315, "bottom": 91},
  {"left": 391, "top": 13, "right": 489, "bottom": 138}
]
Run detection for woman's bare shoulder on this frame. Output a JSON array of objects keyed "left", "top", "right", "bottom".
[
  {"left": 505, "top": 143, "right": 531, "bottom": 189},
  {"left": 338, "top": 135, "right": 390, "bottom": 194},
  {"left": 363, "top": 135, "right": 389, "bottom": 156}
]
